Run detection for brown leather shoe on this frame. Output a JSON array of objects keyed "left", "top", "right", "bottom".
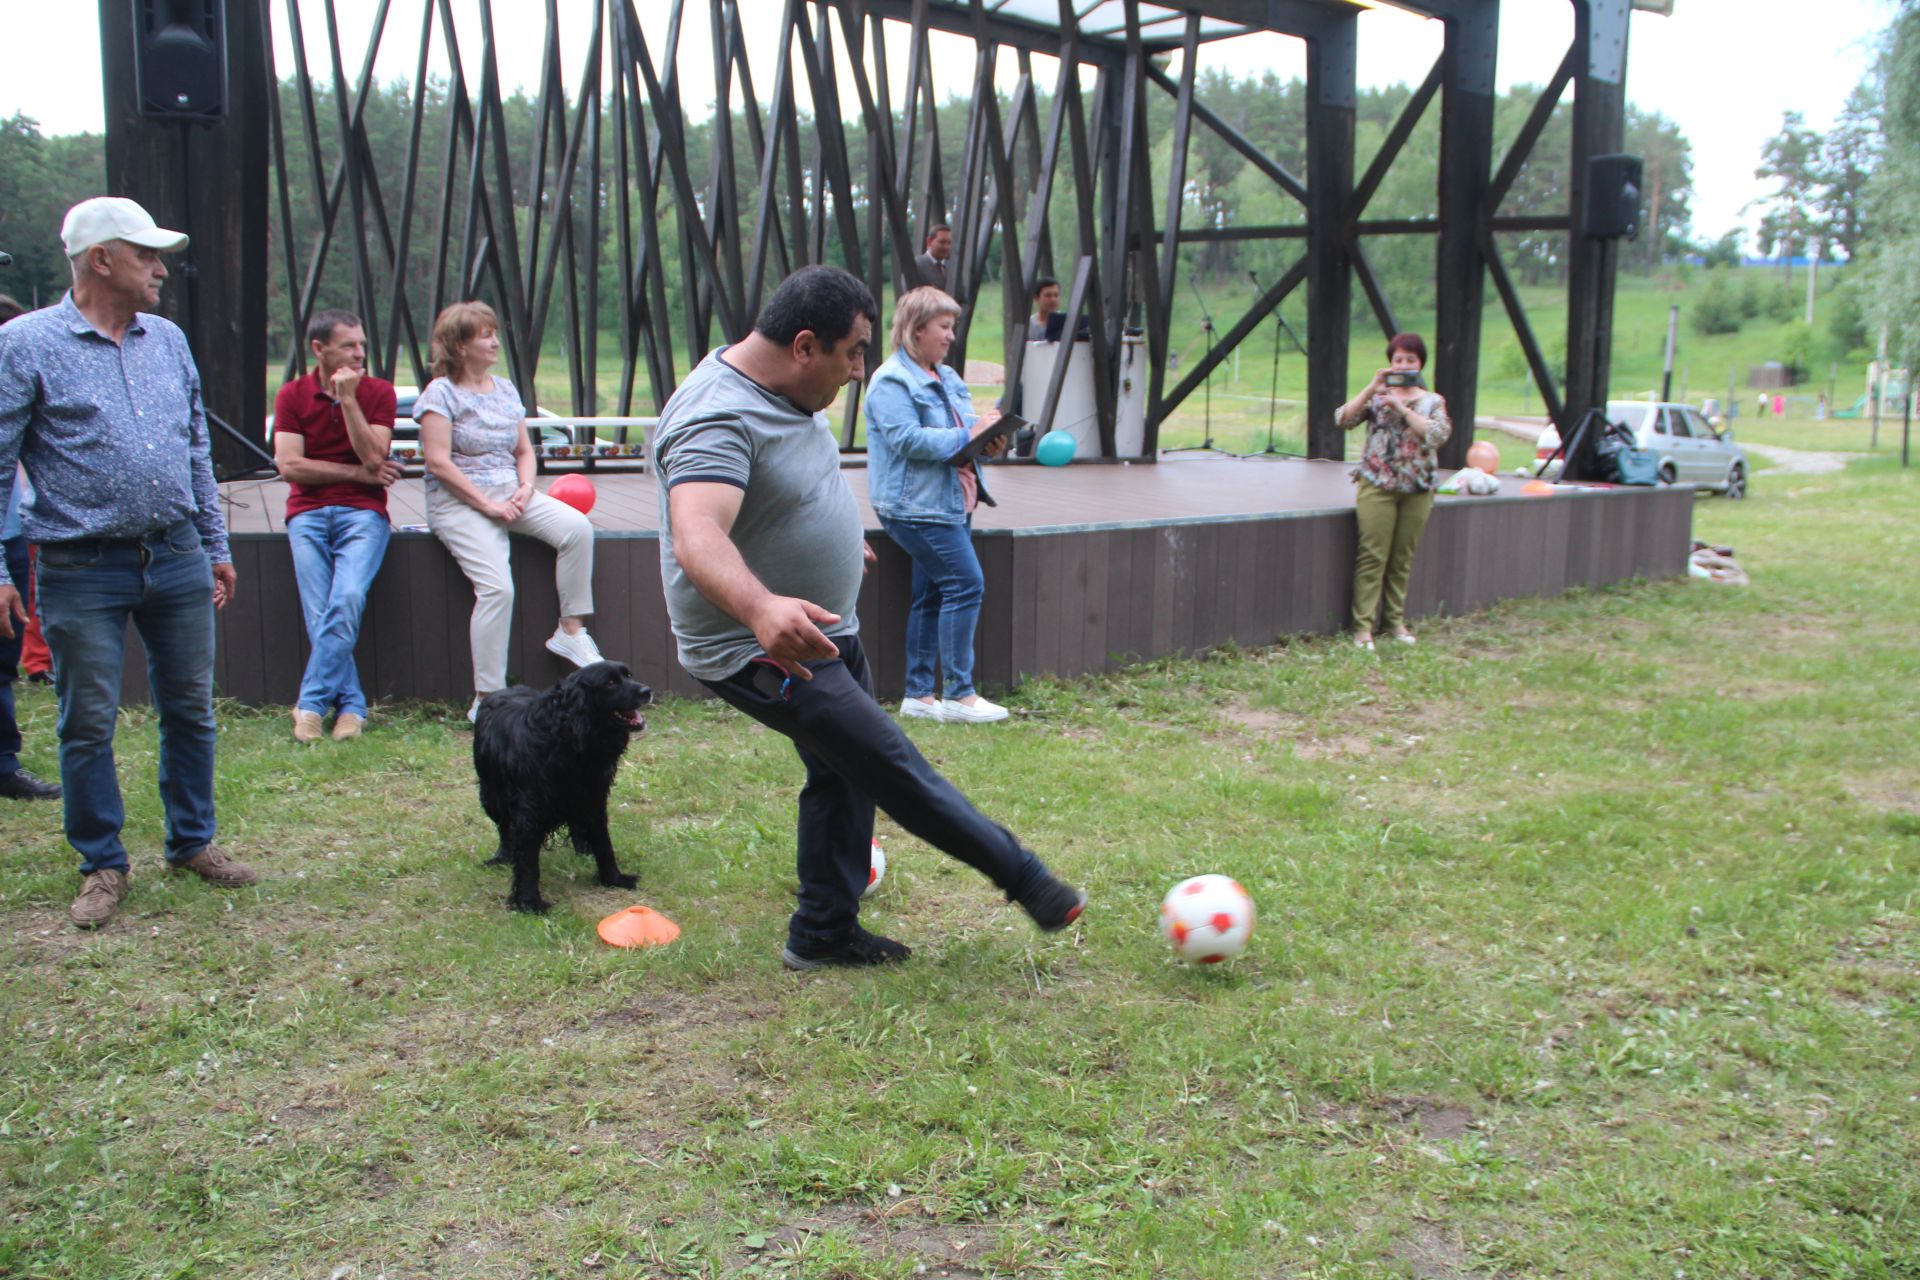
[
  {"left": 331, "top": 712, "right": 365, "bottom": 741},
  {"left": 172, "top": 846, "right": 259, "bottom": 887},
  {"left": 70, "top": 869, "right": 129, "bottom": 930},
  {"left": 292, "top": 709, "right": 324, "bottom": 744}
]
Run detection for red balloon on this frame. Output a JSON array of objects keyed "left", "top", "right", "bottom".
[
  {"left": 548, "top": 474, "right": 596, "bottom": 514},
  {"left": 1465, "top": 440, "right": 1501, "bottom": 474}
]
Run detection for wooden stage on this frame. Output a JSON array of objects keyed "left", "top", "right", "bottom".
[{"left": 129, "top": 455, "right": 1694, "bottom": 707}]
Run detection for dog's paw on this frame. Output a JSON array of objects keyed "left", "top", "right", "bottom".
[
  {"left": 484, "top": 847, "right": 511, "bottom": 867},
  {"left": 508, "top": 896, "right": 552, "bottom": 914},
  {"left": 601, "top": 871, "right": 639, "bottom": 890}
]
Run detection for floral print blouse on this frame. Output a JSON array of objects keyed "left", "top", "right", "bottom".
[{"left": 1346, "top": 390, "right": 1452, "bottom": 494}]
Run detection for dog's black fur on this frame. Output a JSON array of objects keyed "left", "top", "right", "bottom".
[{"left": 472, "top": 661, "right": 652, "bottom": 912}]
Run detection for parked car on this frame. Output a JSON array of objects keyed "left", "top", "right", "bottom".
[{"left": 1534, "top": 400, "right": 1749, "bottom": 498}]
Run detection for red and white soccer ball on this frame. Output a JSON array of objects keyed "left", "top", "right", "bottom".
[
  {"left": 1160, "top": 874, "right": 1255, "bottom": 964},
  {"left": 864, "top": 842, "right": 887, "bottom": 897}
]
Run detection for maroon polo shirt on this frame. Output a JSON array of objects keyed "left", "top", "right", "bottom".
[{"left": 273, "top": 370, "right": 398, "bottom": 522}]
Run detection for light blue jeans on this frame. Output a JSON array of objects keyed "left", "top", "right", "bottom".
[
  {"left": 878, "top": 516, "right": 983, "bottom": 701},
  {"left": 34, "top": 522, "right": 218, "bottom": 874},
  {"left": 288, "top": 505, "right": 391, "bottom": 717}
]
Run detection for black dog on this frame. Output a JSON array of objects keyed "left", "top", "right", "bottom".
[{"left": 472, "top": 661, "right": 652, "bottom": 912}]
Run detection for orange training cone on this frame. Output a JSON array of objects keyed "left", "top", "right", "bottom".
[{"left": 596, "top": 904, "right": 681, "bottom": 948}]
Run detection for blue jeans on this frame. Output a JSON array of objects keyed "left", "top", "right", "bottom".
[
  {"left": 701, "top": 634, "right": 1047, "bottom": 948},
  {"left": 288, "top": 505, "right": 391, "bottom": 717},
  {"left": 35, "top": 522, "right": 218, "bottom": 874},
  {"left": 0, "top": 536, "right": 30, "bottom": 774},
  {"left": 879, "top": 516, "right": 983, "bottom": 701}
]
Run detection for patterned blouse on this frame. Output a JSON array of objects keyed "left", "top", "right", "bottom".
[
  {"left": 1346, "top": 390, "right": 1452, "bottom": 494},
  {"left": 414, "top": 375, "right": 526, "bottom": 491}
]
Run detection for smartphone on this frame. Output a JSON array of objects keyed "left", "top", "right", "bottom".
[{"left": 1384, "top": 371, "right": 1424, "bottom": 389}]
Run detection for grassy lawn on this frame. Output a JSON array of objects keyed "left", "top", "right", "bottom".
[{"left": 3, "top": 445, "right": 1916, "bottom": 1278}]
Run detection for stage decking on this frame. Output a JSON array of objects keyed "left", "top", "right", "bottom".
[{"left": 126, "top": 456, "right": 1693, "bottom": 706}]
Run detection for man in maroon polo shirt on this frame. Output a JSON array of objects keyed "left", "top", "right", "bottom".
[{"left": 272, "top": 309, "right": 402, "bottom": 742}]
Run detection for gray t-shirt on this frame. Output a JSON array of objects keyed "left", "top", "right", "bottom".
[
  {"left": 414, "top": 375, "right": 524, "bottom": 490},
  {"left": 651, "top": 349, "right": 864, "bottom": 681}
]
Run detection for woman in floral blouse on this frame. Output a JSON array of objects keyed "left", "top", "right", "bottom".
[{"left": 1336, "top": 332, "right": 1452, "bottom": 651}]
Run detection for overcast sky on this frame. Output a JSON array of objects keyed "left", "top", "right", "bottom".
[{"left": 0, "top": 1, "right": 1894, "bottom": 248}]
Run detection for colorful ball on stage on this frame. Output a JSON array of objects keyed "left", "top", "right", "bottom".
[
  {"left": 548, "top": 474, "right": 596, "bottom": 514},
  {"left": 1466, "top": 441, "right": 1501, "bottom": 475},
  {"left": 1160, "top": 874, "right": 1256, "bottom": 965},
  {"left": 1035, "top": 430, "right": 1077, "bottom": 467},
  {"left": 864, "top": 842, "right": 886, "bottom": 897}
]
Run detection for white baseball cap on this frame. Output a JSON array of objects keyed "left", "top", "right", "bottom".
[{"left": 60, "top": 197, "right": 188, "bottom": 258}]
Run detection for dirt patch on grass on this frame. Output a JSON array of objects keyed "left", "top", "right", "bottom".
[
  {"left": 1389, "top": 1219, "right": 1478, "bottom": 1279},
  {"left": 1218, "top": 695, "right": 1444, "bottom": 761},
  {"left": 727, "top": 1203, "right": 1007, "bottom": 1276},
  {"left": 1315, "top": 1096, "right": 1477, "bottom": 1141}
]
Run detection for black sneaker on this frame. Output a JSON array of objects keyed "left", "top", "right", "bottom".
[
  {"left": 1016, "top": 873, "right": 1087, "bottom": 933},
  {"left": 781, "top": 924, "right": 913, "bottom": 971},
  {"left": 0, "top": 767, "right": 61, "bottom": 800}
]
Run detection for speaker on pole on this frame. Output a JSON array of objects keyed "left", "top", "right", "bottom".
[
  {"left": 132, "top": 0, "right": 229, "bottom": 121},
  {"left": 1581, "top": 153, "right": 1643, "bottom": 240}
]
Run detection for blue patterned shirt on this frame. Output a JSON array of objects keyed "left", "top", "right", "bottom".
[{"left": 0, "top": 294, "right": 231, "bottom": 586}]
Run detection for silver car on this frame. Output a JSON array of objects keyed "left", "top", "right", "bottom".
[{"left": 1534, "top": 400, "right": 1749, "bottom": 498}]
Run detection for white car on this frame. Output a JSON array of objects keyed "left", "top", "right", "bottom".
[{"left": 1534, "top": 400, "right": 1749, "bottom": 498}]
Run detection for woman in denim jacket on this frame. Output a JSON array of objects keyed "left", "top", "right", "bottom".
[{"left": 865, "top": 287, "right": 1013, "bottom": 724}]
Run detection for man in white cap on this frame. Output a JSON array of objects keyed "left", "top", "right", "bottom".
[{"left": 0, "top": 196, "right": 257, "bottom": 930}]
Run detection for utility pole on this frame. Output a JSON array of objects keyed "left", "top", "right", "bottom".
[
  {"left": 1873, "top": 323, "right": 1888, "bottom": 449},
  {"left": 1805, "top": 251, "right": 1818, "bottom": 325},
  {"left": 1661, "top": 304, "right": 1679, "bottom": 402}
]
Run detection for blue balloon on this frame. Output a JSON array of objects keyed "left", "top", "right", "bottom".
[{"left": 1035, "top": 429, "right": 1077, "bottom": 467}]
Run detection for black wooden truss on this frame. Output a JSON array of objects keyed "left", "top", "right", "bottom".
[{"left": 103, "top": 0, "right": 1634, "bottom": 474}]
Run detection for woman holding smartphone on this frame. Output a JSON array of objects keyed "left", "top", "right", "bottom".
[
  {"left": 1335, "top": 332, "right": 1452, "bottom": 651},
  {"left": 865, "top": 287, "right": 1013, "bottom": 724}
]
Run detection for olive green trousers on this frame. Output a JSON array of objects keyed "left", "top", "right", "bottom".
[{"left": 1350, "top": 480, "right": 1435, "bottom": 634}]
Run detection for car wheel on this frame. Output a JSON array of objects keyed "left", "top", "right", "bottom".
[
  {"left": 1658, "top": 462, "right": 1677, "bottom": 486},
  {"left": 1723, "top": 463, "right": 1746, "bottom": 500}
]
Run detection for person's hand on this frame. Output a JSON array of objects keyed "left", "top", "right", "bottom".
[
  {"left": 362, "top": 458, "right": 404, "bottom": 487},
  {"left": 1366, "top": 367, "right": 1391, "bottom": 397},
  {"left": 862, "top": 542, "right": 877, "bottom": 574},
  {"left": 329, "top": 365, "right": 364, "bottom": 402},
  {"left": 513, "top": 482, "right": 535, "bottom": 509},
  {"left": 0, "top": 584, "right": 24, "bottom": 640},
  {"left": 212, "top": 562, "right": 238, "bottom": 610},
  {"left": 748, "top": 596, "right": 842, "bottom": 679},
  {"left": 490, "top": 497, "right": 523, "bottom": 523},
  {"left": 974, "top": 406, "right": 1003, "bottom": 434},
  {"left": 981, "top": 433, "right": 1012, "bottom": 459}
]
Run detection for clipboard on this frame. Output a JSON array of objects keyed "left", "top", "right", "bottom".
[{"left": 950, "top": 411, "right": 1029, "bottom": 464}]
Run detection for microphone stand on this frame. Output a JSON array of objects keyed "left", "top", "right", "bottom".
[
  {"left": 1165, "top": 270, "right": 1230, "bottom": 455},
  {"left": 1242, "top": 269, "right": 1308, "bottom": 459}
]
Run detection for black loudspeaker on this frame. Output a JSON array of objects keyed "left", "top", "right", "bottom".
[
  {"left": 1582, "top": 153, "right": 1643, "bottom": 239},
  {"left": 133, "top": 0, "right": 228, "bottom": 120}
]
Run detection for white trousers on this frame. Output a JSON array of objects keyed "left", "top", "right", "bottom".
[{"left": 427, "top": 482, "right": 595, "bottom": 694}]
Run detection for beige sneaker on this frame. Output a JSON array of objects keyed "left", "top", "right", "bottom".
[
  {"left": 331, "top": 712, "right": 365, "bottom": 741},
  {"left": 292, "top": 708, "right": 324, "bottom": 744},
  {"left": 70, "top": 868, "right": 129, "bottom": 930},
  {"left": 172, "top": 846, "right": 260, "bottom": 887}
]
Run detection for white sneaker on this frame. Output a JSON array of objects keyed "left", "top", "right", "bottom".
[
  {"left": 467, "top": 695, "right": 487, "bottom": 724},
  {"left": 940, "top": 696, "right": 1008, "bottom": 724},
  {"left": 1392, "top": 631, "right": 1417, "bottom": 646},
  {"left": 899, "top": 697, "right": 945, "bottom": 721},
  {"left": 546, "top": 626, "right": 604, "bottom": 668}
]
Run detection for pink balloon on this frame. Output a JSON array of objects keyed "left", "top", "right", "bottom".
[{"left": 548, "top": 474, "right": 596, "bottom": 514}]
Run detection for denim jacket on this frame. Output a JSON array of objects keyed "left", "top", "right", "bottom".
[{"left": 864, "top": 350, "right": 995, "bottom": 524}]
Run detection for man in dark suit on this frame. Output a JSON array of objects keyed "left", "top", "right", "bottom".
[{"left": 912, "top": 223, "right": 952, "bottom": 291}]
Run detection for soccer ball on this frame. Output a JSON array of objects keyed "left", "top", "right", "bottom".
[
  {"left": 864, "top": 842, "right": 886, "bottom": 897},
  {"left": 1160, "top": 874, "right": 1255, "bottom": 964}
]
